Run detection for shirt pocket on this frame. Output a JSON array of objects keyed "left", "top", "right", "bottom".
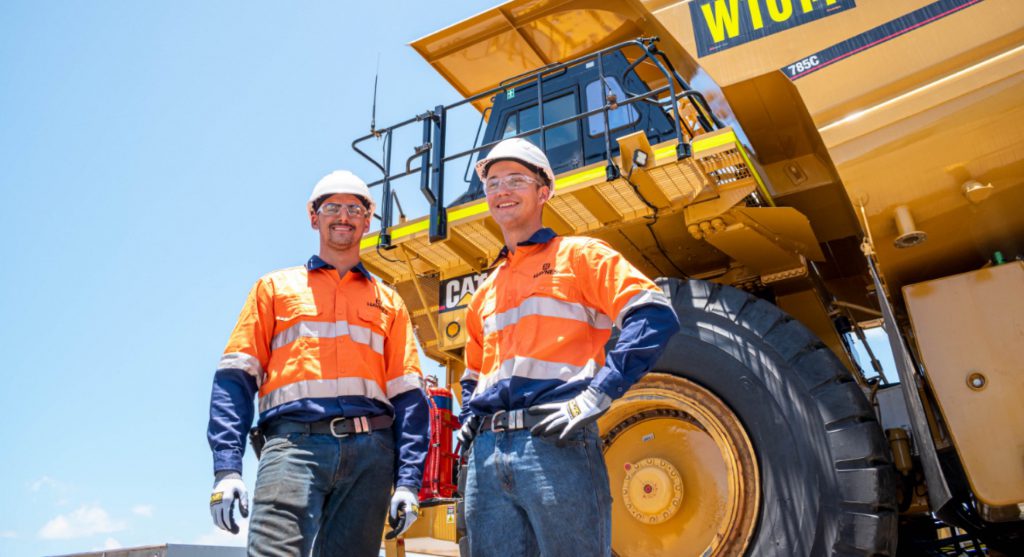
[
  {"left": 354, "top": 305, "right": 390, "bottom": 358},
  {"left": 520, "top": 274, "right": 599, "bottom": 352},
  {"left": 271, "top": 295, "right": 321, "bottom": 350},
  {"left": 275, "top": 293, "right": 320, "bottom": 322},
  {"left": 356, "top": 305, "right": 391, "bottom": 335},
  {"left": 529, "top": 274, "right": 581, "bottom": 303}
]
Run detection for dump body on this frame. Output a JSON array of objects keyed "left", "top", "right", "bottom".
[{"left": 650, "top": 0, "right": 1024, "bottom": 296}]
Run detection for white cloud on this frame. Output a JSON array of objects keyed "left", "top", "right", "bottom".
[
  {"left": 0, "top": 530, "right": 17, "bottom": 538},
  {"left": 194, "top": 518, "right": 248, "bottom": 547},
  {"left": 29, "top": 477, "right": 72, "bottom": 506},
  {"left": 37, "top": 505, "right": 126, "bottom": 539},
  {"left": 132, "top": 505, "right": 155, "bottom": 517},
  {"left": 29, "top": 476, "right": 60, "bottom": 492}
]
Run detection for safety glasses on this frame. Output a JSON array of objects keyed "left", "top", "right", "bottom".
[
  {"left": 317, "top": 202, "right": 367, "bottom": 218},
  {"left": 484, "top": 174, "right": 543, "bottom": 195}
]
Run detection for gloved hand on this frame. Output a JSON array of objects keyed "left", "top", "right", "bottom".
[
  {"left": 210, "top": 471, "right": 249, "bottom": 534},
  {"left": 457, "top": 414, "right": 481, "bottom": 447},
  {"left": 529, "top": 386, "right": 612, "bottom": 440},
  {"left": 385, "top": 486, "right": 420, "bottom": 539}
]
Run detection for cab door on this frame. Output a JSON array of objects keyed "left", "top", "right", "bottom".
[
  {"left": 573, "top": 50, "right": 676, "bottom": 167},
  {"left": 494, "top": 85, "right": 584, "bottom": 176}
]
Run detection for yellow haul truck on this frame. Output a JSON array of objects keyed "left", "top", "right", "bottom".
[{"left": 353, "top": 0, "right": 1024, "bottom": 554}]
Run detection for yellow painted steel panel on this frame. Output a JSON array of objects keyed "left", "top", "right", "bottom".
[
  {"left": 704, "top": 222, "right": 802, "bottom": 275},
  {"left": 645, "top": 159, "right": 705, "bottom": 202},
  {"left": 596, "top": 179, "right": 651, "bottom": 222},
  {"left": 903, "top": 261, "right": 1024, "bottom": 507},
  {"left": 693, "top": 128, "right": 774, "bottom": 206},
  {"left": 410, "top": 0, "right": 648, "bottom": 107},
  {"left": 546, "top": 190, "right": 600, "bottom": 233},
  {"left": 398, "top": 503, "right": 458, "bottom": 542}
]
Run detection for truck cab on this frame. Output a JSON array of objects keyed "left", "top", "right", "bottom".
[{"left": 453, "top": 48, "right": 681, "bottom": 205}]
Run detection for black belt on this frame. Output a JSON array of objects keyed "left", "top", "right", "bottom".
[
  {"left": 478, "top": 408, "right": 547, "bottom": 433},
  {"left": 264, "top": 415, "right": 393, "bottom": 438}
]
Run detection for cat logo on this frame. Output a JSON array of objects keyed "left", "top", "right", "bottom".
[
  {"left": 439, "top": 271, "right": 490, "bottom": 313},
  {"left": 690, "top": 0, "right": 856, "bottom": 57}
]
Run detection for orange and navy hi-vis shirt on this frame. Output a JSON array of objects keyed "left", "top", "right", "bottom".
[
  {"left": 460, "top": 228, "right": 680, "bottom": 418},
  {"left": 208, "top": 256, "right": 429, "bottom": 489}
]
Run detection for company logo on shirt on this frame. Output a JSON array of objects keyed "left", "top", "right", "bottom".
[
  {"left": 533, "top": 262, "right": 556, "bottom": 278},
  {"left": 366, "top": 298, "right": 390, "bottom": 314}
]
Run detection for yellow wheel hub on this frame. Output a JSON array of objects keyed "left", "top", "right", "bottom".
[
  {"left": 622, "top": 457, "right": 684, "bottom": 524},
  {"left": 599, "top": 374, "right": 760, "bottom": 557}
]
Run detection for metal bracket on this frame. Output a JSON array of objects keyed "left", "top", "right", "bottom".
[
  {"left": 429, "top": 104, "right": 448, "bottom": 243},
  {"left": 865, "top": 251, "right": 953, "bottom": 514}
]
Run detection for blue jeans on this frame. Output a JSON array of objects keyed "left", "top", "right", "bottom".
[
  {"left": 464, "top": 422, "right": 611, "bottom": 557},
  {"left": 247, "top": 429, "right": 394, "bottom": 557}
]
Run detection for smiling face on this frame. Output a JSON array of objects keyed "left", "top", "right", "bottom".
[
  {"left": 310, "top": 193, "right": 369, "bottom": 253},
  {"left": 484, "top": 160, "right": 551, "bottom": 238}
]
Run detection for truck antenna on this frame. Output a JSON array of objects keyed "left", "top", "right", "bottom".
[{"left": 370, "top": 54, "right": 381, "bottom": 138}]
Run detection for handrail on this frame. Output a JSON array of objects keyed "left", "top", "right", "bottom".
[
  {"left": 361, "top": 82, "right": 680, "bottom": 188},
  {"left": 350, "top": 37, "right": 721, "bottom": 249}
]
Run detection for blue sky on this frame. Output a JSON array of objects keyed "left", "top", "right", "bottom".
[
  {"left": 0, "top": 3, "right": 901, "bottom": 556},
  {"left": 0, "top": 2, "right": 494, "bottom": 555}
]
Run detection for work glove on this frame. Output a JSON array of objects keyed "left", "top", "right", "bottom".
[
  {"left": 385, "top": 486, "right": 420, "bottom": 540},
  {"left": 529, "top": 386, "right": 612, "bottom": 441},
  {"left": 457, "top": 414, "right": 481, "bottom": 447},
  {"left": 210, "top": 471, "right": 249, "bottom": 534}
]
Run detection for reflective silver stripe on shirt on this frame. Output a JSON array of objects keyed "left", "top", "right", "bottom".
[
  {"left": 386, "top": 374, "right": 424, "bottom": 399},
  {"left": 616, "top": 289, "right": 675, "bottom": 329},
  {"left": 271, "top": 320, "right": 384, "bottom": 354},
  {"left": 461, "top": 368, "right": 480, "bottom": 382},
  {"left": 482, "top": 296, "right": 612, "bottom": 336},
  {"left": 258, "top": 377, "right": 390, "bottom": 413},
  {"left": 218, "top": 352, "right": 265, "bottom": 387},
  {"left": 474, "top": 356, "right": 599, "bottom": 394}
]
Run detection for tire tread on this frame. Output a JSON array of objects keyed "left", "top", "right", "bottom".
[{"left": 660, "top": 278, "right": 897, "bottom": 556}]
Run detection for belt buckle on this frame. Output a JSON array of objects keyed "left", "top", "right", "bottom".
[
  {"left": 329, "top": 417, "right": 350, "bottom": 438},
  {"left": 491, "top": 409, "right": 507, "bottom": 433}
]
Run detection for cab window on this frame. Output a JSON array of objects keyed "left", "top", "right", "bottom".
[
  {"left": 585, "top": 77, "right": 639, "bottom": 136},
  {"left": 500, "top": 93, "right": 579, "bottom": 151}
]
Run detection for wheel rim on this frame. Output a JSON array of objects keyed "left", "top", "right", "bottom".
[{"left": 600, "top": 374, "right": 760, "bottom": 557}]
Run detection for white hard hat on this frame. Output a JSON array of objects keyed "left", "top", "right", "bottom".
[
  {"left": 308, "top": 170, "right": 376, "bottom": 216},
  {"left": 474, "top": 138, "right": 556, "bottom": 191}
]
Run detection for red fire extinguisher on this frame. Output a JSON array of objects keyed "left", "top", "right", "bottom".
[{"left": 418, "top": 376, "right": 460, "bottom": 501}]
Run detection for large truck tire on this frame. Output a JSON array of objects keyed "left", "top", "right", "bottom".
[{"left": 601, "top": 278, "right": 898, "bottom": 556}]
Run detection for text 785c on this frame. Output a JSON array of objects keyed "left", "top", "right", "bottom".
[{"left": 787, "top": 55, "right": 820, "bottom": 75}]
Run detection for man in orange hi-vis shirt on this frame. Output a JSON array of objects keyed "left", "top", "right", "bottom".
[
  {"left": 457, "top": 138, "right": 680, "bottom": 556},
  {"left": 206, "top": 170, "right": 429, "bottom": 556}
]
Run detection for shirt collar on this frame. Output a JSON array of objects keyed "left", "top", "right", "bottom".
[
  {"left": 493, "top": 227, "right": 558, "bottom": 266},
  {"left": 305, "top": 255, "right": 373, "bottom": 279}
]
